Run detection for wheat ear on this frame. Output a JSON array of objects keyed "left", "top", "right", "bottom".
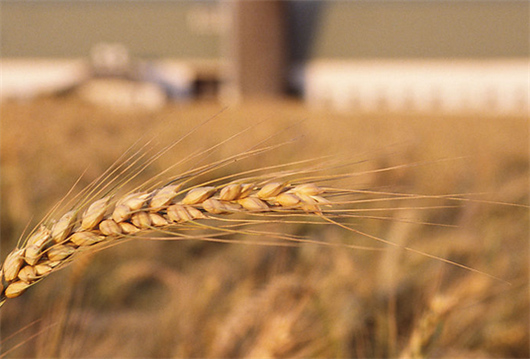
[
  {"left": 0, "top": 179, "right": 333, "bottom": 306},
  {"left": 2, "top": 124, "right": 514, "bottom": 307}
]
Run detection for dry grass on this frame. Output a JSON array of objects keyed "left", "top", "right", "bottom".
[{"left": 0, "top": 94, "right": 528, "bottom": 358}]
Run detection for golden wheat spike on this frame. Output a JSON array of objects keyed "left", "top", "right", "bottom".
[{"left": 0, "top": 180, "right": 330, "bottom": 306}]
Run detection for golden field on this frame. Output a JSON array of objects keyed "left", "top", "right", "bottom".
[{"left": 0, "top": 94, "right": 528, "bottom": 358}]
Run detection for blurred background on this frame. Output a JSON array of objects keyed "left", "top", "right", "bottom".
[
  {"left": 1, "top": 0, "right": 528, "bottom": 113},
  {"left": 1, "top": 1, "right": 529, "bottom": 358}
]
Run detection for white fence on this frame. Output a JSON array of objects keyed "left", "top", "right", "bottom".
[{"left": 303, "top": 59, "right": 529, "bottom": 115}]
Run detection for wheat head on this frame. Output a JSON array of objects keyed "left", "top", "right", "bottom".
[
  {"left": 0, "top": 119, "right": 516, "bottom": 309},
  {"left": 0, "top": 176, "right": 335, "bottom": 306}
]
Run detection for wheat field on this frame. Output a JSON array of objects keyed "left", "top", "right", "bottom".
[{"left": 0, "top": 94, "right": 528, "bottom": 358}]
